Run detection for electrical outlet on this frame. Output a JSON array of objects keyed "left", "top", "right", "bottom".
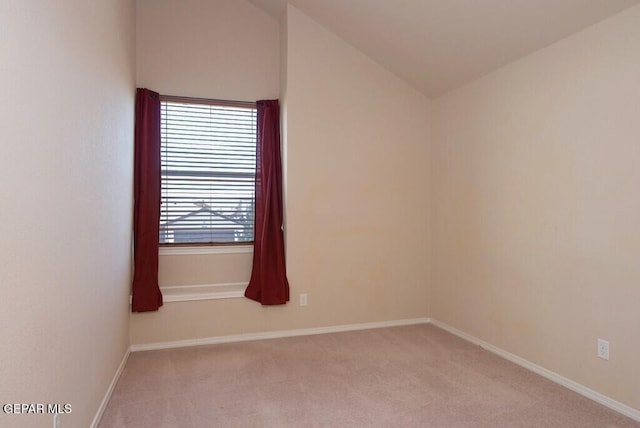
[
  {"left": 299, "top": 293, "right": 308, "bottom": 306},
  {"left": 597, "top": 339, "right": 609, "bottom": 360},
  {"left": 53, "top": 413, "right": 60, "bottom": 428}
]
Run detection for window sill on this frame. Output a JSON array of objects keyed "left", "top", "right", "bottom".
[
  {"left": 159, "top": 245, "right": 253, "bottom": 256},
  {"left": 161, "top": 282, "right": 247, "bottom": 302}
]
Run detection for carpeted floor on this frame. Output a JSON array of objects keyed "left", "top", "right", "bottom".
[{"left": 99, "top": 324, "right": 639, "bottom": 427}]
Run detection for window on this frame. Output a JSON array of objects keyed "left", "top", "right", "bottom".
[{"left": 159, "top": 96, "right": 257, "bottom": 245}]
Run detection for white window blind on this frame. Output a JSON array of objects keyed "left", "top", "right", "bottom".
[{"left": 160, "top": 96, "right": 257, "bottom": 245}]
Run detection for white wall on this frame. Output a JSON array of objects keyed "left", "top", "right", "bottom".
[
  {"left": 130, "top": 2, "right": 432, "bottom": 345},
  {"left": 0, "top": 1, "right": 135, "bottom": 427},
  {"left": 432, "top": 5, "right": 640, "bottom": 410}
]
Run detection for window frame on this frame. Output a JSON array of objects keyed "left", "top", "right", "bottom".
[{"left": 158, "top": 95, "right": 257, "bottom": 248}]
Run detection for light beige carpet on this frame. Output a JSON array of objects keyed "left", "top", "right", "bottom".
[{"left": 100, "top": 324, "right": 639, "bottom": 427}]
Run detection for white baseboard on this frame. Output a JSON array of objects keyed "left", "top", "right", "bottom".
[
  {"left": 125, "top": 316, "right": 638, "bottom": 422},
  {"left": 430, "top": 319, "right": 640, "bottom": 422},
  {"left": 130, "top": 317, "right": 431, "bottom": 352},
  {"left": 91, "top": 348, "right": 130, "bottom": 428}
]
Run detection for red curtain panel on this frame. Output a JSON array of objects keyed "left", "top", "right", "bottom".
[
  {"left": 131, "top": 88, "right": 163, "bottom": 312},
  {"left": 245, "top": 100, "right": 290, "bottom": 305}
]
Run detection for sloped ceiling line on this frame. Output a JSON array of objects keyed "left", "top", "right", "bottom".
[{"left": 247, "top": 0, "right": 640, "bottom": 98}]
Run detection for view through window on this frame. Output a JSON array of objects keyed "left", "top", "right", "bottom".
[{"left": 160, "top": 97, "right": 257, "bottom": 245}]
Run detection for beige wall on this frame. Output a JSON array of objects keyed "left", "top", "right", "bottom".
[
  {"left": 284, "top": 5, "right": 431, "bottom": 326},
  {"left": 431, "top": 5, "right": 640, "bottom": 410},
  {"left": 0, "top": 1, "right": 135, "bottom": 427},
  {"left": 136, "top": 0, "right": 280, "bottom": 101},
  {"left": 132, "top": 0, "right": 280, "bottom": 343},
  {"left": 134, "top": 0, "right": 280, "bottom": 291},
  {"left": 130, "top": 3, "right": 432, "bottom": 344}
]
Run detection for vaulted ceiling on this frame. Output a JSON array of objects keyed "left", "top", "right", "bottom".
[{"left": 247, "top": 0, "right": 640, "bottom": 97}]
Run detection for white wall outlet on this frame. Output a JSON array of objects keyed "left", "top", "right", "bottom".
[
  {"left": 299, "top": 293, "right": 308, "bottom": 306},
  {"left": 597, "top": 338, "right": 609, "bottom": 360},
  {"left": 53, "top": 413, "right": 60, "bottom": 428}
]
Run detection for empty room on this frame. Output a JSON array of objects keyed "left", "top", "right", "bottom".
[{"left": 1, "top": 0, "right": 639, "bottom": 427}]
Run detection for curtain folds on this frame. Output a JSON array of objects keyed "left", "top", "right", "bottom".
[
  {"left": 131, "top": 88, "right": 163, "bottom": 312},
  {"left": 245, "top": 100, "right": 290, "bottom": 305}
]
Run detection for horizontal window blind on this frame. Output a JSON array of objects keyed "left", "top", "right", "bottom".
[{"left": 160, "top": 97, "right": 257, "bottom": 245}]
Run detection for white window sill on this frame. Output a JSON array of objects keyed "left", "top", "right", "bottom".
[
  {"left": 131, "top": 283, "right": 246, "bottom": 306},
  {"left": 161, "top": 282, "right": 247, "bottom": 302},
  {"left": 159, "top": 245, "right": 253, "bottom": 256}
]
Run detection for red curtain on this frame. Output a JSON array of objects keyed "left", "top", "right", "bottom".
[
  {"left": 245, "top": 100, "right": 290, "bottom": 305},
  {"left": 131, "top": 88, "right": 163, "bottom": 312}
]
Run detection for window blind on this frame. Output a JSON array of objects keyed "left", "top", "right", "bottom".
[{"left": 159, "top": 97, "right": 257, "bottom": 245}]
